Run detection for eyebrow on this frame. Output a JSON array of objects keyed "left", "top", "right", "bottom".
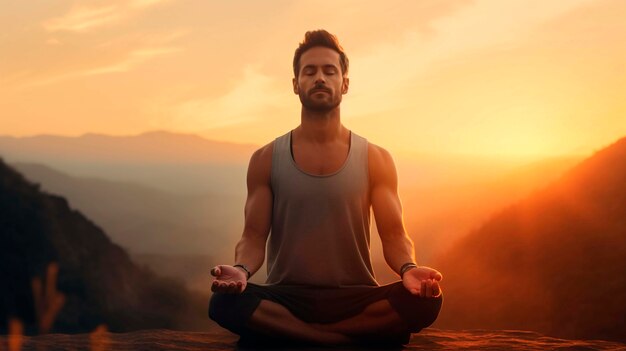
[{"left": 302, "top": 64, "right": 339, "bottom": 71}]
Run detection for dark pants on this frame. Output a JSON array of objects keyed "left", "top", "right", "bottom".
[{"left": 209, "top": 281, "right": 442, "bottom": 346}]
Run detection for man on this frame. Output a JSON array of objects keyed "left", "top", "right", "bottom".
[{"left": 209, "top": 29, "right": 443, "bottom": 346}]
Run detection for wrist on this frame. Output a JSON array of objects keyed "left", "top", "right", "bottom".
[
  {"left": 233, "top": 264, "right": 251, "bottom": 280},
  {"left": 400, "top": 262, "right": 418, "bottom": 278}
]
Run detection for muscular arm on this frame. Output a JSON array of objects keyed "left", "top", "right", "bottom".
[
  {"left": 210, "top": 143, "right": 273, "bottom": 293},
  {"left": 369, "top": 144, "right": 443, "bottom": 297},
  {"left": 368, "top": 144, "right": 415, "bottom": 275},
  {"left": 234, "top": 142, "right": 273, "bottom": 277}
]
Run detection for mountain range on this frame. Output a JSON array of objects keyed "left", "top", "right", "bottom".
[
  {"left": 1, "top": 131, "right": 583, "bottom": 290},
  {"left": 434, "top": 137, "right": 626, "bottom": 342},
  {"left": 0, "top": 131, "right": 256, "bottom": 195},
  {"left": 2, "top": 129, "right": 624, "bottom": 341}
]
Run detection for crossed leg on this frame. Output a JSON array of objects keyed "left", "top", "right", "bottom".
[
  {"left": 311, "top": 299, "right": 409, "bottom": 336},
  {"left": 209, "top": 282, "right": 441, "bottom": 346},
  {"left": 246, "top": 298, "right": 408, "bottom": 345},
  {"left": 246, "top": 299, "right": 353, "bottom": 345}
]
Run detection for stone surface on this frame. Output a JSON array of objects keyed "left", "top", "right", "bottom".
[{"left": 2, "top": 328, "right": 625, "bottom": 351}]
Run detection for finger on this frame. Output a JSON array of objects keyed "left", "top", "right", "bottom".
[
  {"left": 227, "top": 282, "right": 237, "bottom": 294},
  {"left": 210, "top": 266, "right": 221, "bottom": 277},
  {"left": 432, "top": 281, "right": 441, "bottom": 297},
  {"left": 220, "top": 283, "right": 234, "bottom": 294},
  {"left": 421, "top": 280, "right": 427, "bottom": 297},
  {"left": 211, "top": 280, "right": 222, "bottom": 292},
  {"left": 236, "top": 281, "right": 243, "bottom": 293},
  {"left": 430, "top": 271, "right": 443, "bottom": 281},
  {"left": 425, "top": 279, "right": 433, "bottom": 298}
]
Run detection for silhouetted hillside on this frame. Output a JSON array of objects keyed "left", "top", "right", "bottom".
[
  {"left": 434, "top": 137, "right": 626, "bottom": 342},
  {"left": 0, "top": 159, "right": 204, "bottom": 334},
  {"left": 12, "top": 163, "right": 242, "bottom": 256}
]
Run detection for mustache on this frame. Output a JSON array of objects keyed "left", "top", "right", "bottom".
[{"left": 308, "top": 85, "right": 331, "bottom": 94}]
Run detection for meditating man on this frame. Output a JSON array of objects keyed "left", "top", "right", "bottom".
[{"left": 208, "top": 29, "right": 443, "bottom": 346}]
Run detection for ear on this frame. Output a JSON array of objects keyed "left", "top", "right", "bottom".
[
  {"left": 292, "top": 77, "right": 299, "bottom": 94},
  {"left": 341, "top": 77, "right": 349, "bottom": 94}
]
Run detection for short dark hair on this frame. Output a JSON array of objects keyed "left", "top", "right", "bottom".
[{"left": 293, "top": 30, "right": 349, "bottom": 78}]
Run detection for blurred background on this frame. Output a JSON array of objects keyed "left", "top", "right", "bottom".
[{"left": 1, "top": 0, "right": 625, "bottom": 342}]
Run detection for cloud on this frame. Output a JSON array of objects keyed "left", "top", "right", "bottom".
[
  {"left": 43, "top": 4, "right": 122, "bottom": 32},
  {"left": 10, "top": 23, "right": 187, "bottom": 91},
  {"left": 46, "top": 38, "right": 62, "bottom": 45},
  {"left": 344, "top": 0, "right": 595, "bottom": 120},
  {"left": 82, "top": 47, "right": 181, "bottom": 75},
  {"left": 17, "top": 46, "right": 181, "bottom": 89},
  {"left": 43, "top": 0, "right": 170, "bottom": 32},
  {"left": 166, "top": 66, "right": 291, "bottom": 130},
  {"left": 129, "top": 0, "right": 168, "bottom": 8}
]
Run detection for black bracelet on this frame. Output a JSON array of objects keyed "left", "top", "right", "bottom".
[
  {"left": 400, "top": 262, "right": 418, "bottom": 277},
  {"left": 233, "top": 264, "right": 251, "bottom": 279}
]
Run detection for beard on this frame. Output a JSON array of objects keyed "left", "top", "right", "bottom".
[{"left": 298, "top": 86, "right": 342, "bottom": 112}]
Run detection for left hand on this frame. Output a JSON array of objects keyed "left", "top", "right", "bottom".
[
  {"left": 210, "top": 265, "right": 247, "bottom": 294},
  {"left": 402, "top": 266, "right": 443, "bottom": 298}
]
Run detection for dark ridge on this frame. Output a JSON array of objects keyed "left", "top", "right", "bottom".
[{"left": 0, "top": 157, "right": 195, "bottom": 334}]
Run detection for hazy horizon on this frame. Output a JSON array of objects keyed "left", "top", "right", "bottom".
[{"left": 0, "top": 128, "right": 596, "bottom": 160}]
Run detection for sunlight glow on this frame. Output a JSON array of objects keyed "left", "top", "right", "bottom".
[{"left": 1, "top": 0, "right": 624, "bottom": 158}]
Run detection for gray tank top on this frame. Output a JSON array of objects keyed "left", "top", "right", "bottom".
[{"left": 266, "top": 130, "right": 378, "bottom": 287}]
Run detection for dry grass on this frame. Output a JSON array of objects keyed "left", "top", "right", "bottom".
[
  {"left": 31, "top": 263, "right": 65, "bottom": 335},
  {"left": 2, "top": 263, "right": 110, "bottom": 351}
]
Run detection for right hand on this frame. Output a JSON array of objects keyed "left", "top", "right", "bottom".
[
  {"left": 402, "top": 266, "right": 443, "bottom": 298},
  {"left": 210, "top": 265, "right": 247, "bottom": 294}
]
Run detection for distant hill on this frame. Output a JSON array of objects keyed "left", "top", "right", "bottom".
[
  {"left": 0, "top": 131, "right": 584, "bottom": 290},
  {"left": 0, "top": 131, "right": 256, "bottom": 164},
  {"left": 371, "top": 156, "right": 580, "bottom": 285},
  {"left": 0, "top": 159, "right": 205, "bottom": 334},
  {"left": 12, "top": 163, "right": 242, "bottom": 256},
  {"left": 0, "top": 131, "right": 256, "bottom": 194},
  {"left": 434, "top": 137, "right": 626, "bottom": 342},
  {"left": 399, "top": 155, "right": 581, "bottom": 262},
  {"left": 0, "top": 130, "right": 579, "bottom": 197}
]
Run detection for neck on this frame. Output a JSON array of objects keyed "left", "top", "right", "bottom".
[{"left": 297, "top": 106, "right": 346, "bottom": 143}]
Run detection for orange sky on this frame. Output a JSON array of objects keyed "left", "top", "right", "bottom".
[{"left": 1, "top": 0, "right": 624, "bottom": 157}]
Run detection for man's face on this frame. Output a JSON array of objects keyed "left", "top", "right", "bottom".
[{"left": 293, "top": 47, "right": 349, "bottom": 112}]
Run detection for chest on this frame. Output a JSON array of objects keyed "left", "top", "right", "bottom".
[{"left": 292, "top": 142, "right": 350, "bottom": 176}]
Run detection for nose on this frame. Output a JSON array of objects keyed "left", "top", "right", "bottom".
[{"left": 313, "top": 70, "right": 326, "bottom": 84}]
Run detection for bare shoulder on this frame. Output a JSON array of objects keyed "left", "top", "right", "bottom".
[
  {"left": 367, "top": 142, "right": 397, "bottom": 187},
  {"left": 250, "top": 141, "right": 274, "bottom": 165},
  {"left": 247, "top": 141, "right": 274, "bottom": 184},
  {"left": 368, "top": 142, "right": 394, "bottom": 164}
]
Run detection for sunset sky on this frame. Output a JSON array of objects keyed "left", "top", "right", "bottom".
[{"left": 1, "top": 0, "right": 624, "bottom": 157}]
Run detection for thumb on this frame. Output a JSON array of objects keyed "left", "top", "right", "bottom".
[{"left": 210, "top": 265, "right": 221, "bottom": 277}]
